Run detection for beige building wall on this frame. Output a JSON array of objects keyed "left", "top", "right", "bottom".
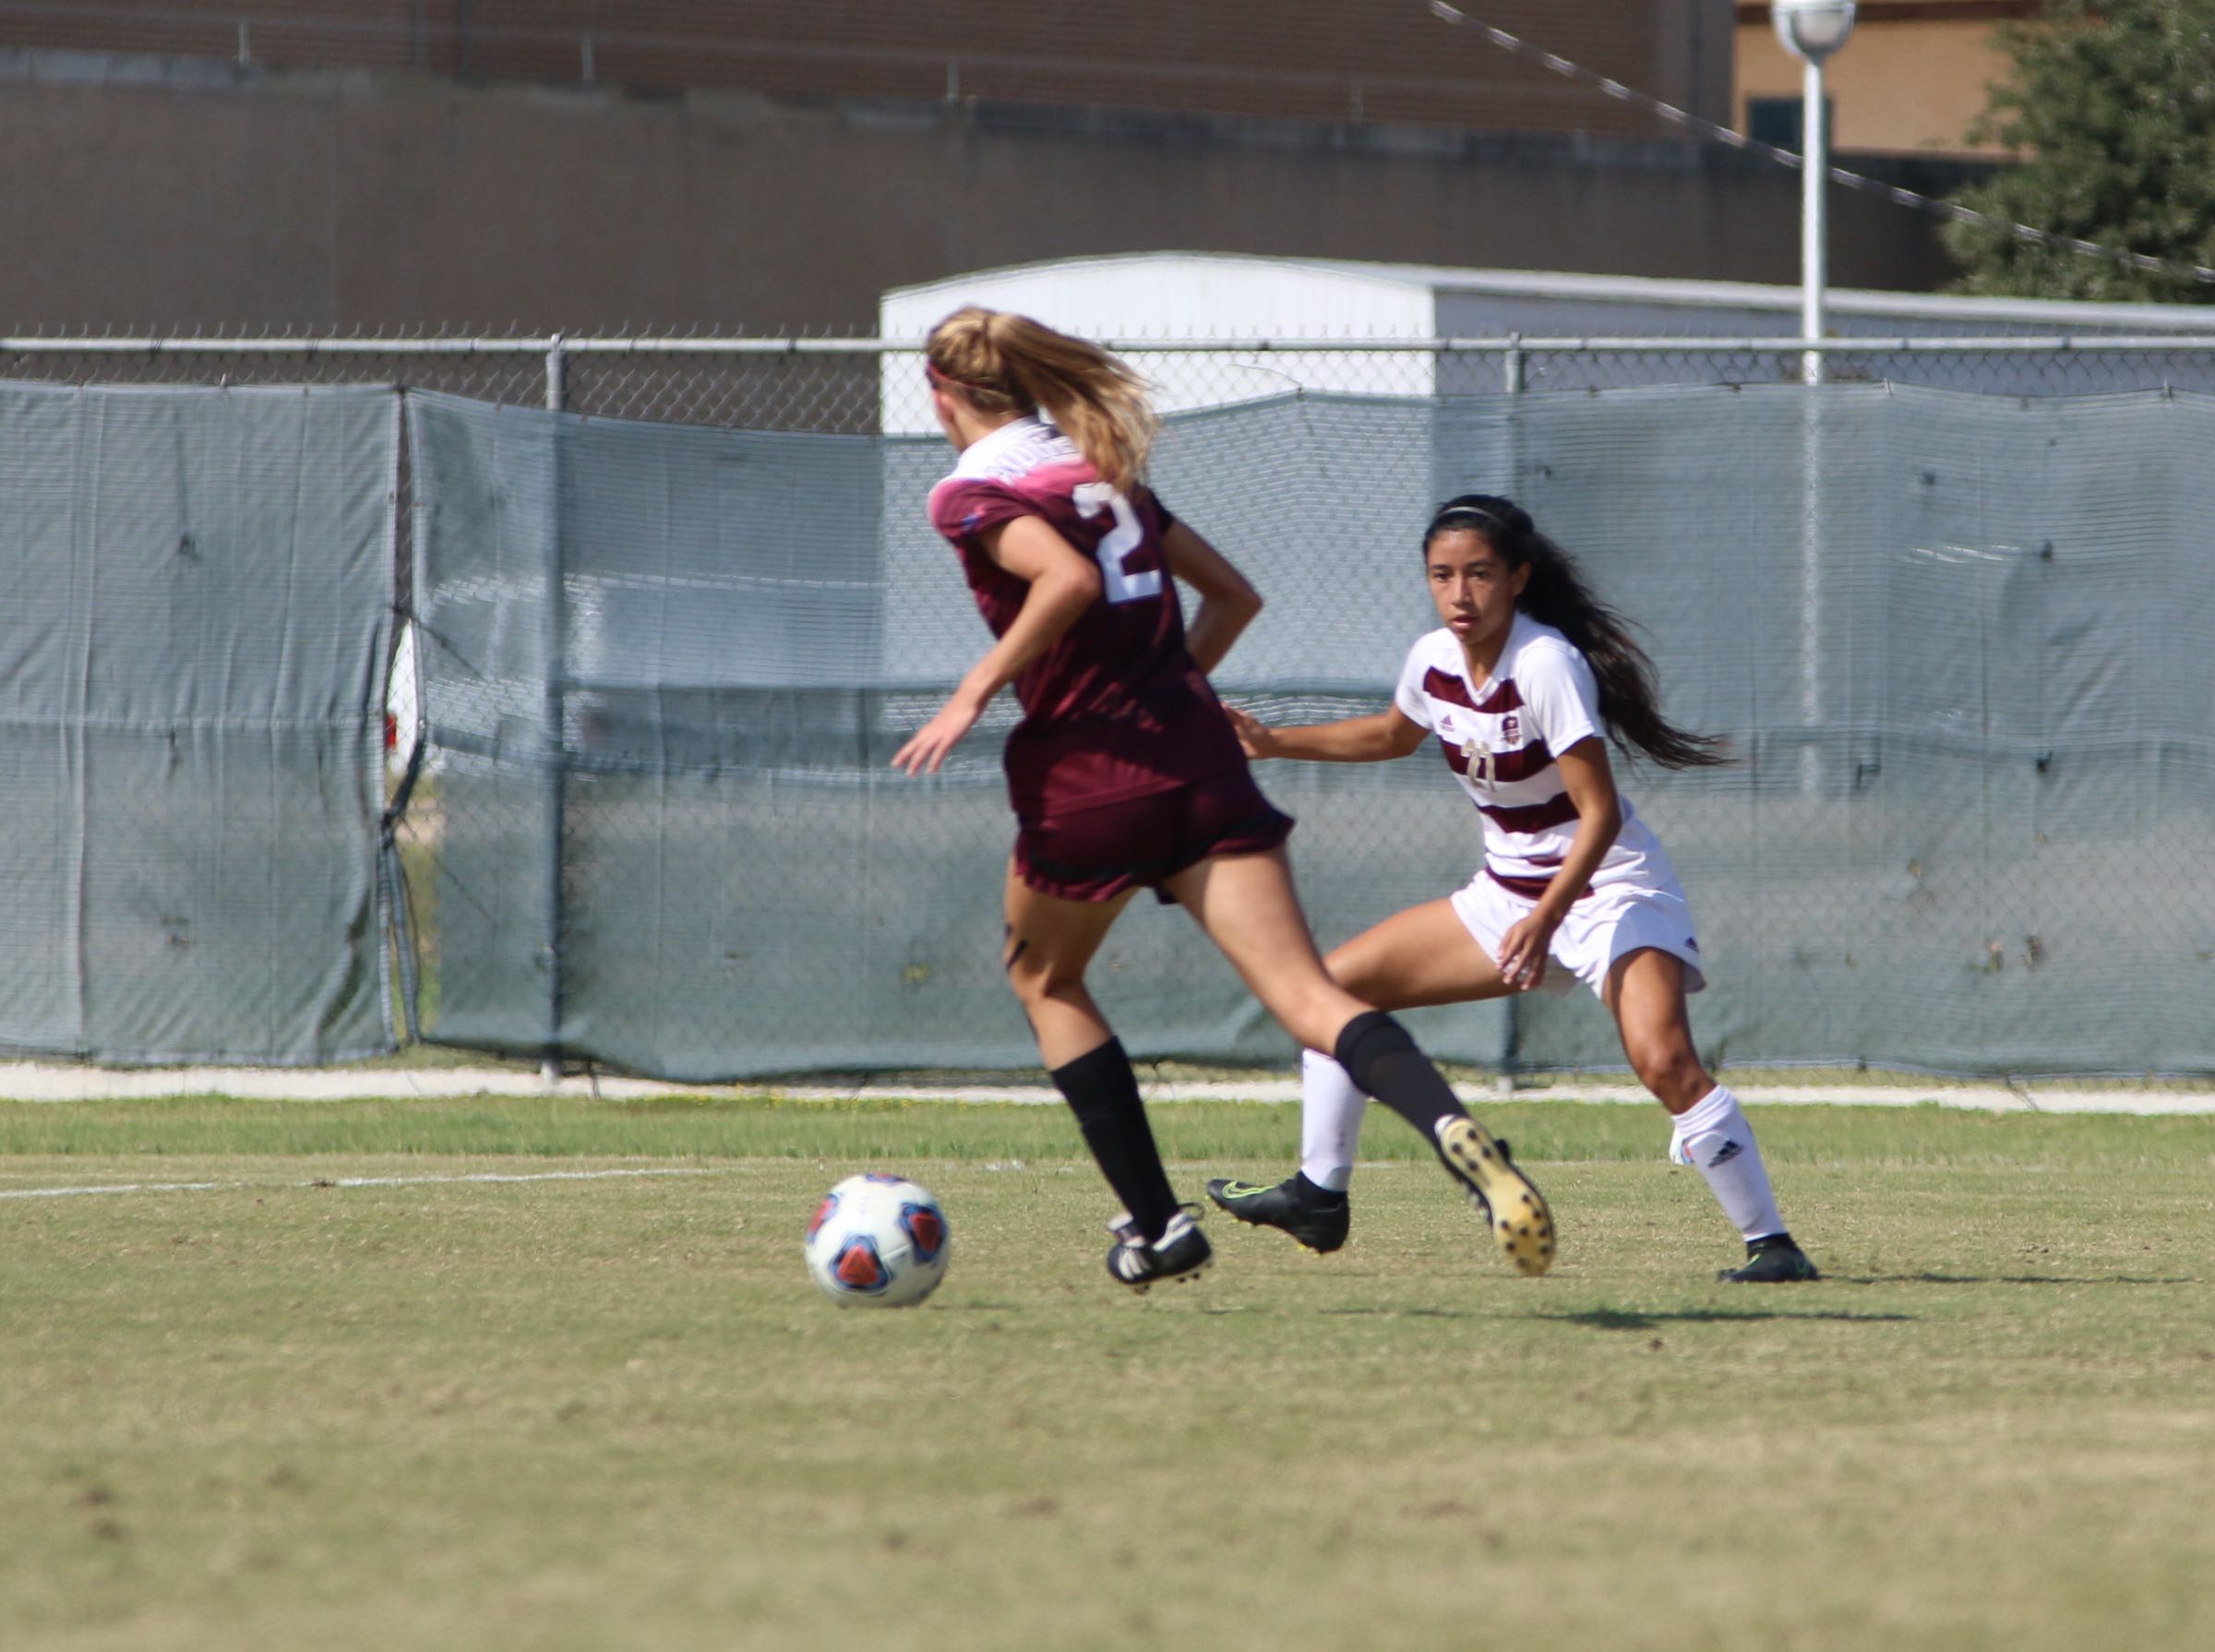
[{"left": 1735, "top": 2, "right": 2033, "bottom": 156}]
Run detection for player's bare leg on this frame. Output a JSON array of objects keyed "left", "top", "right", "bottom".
[
  {"left": 1000, "top": 860, "right": 1133, "bottom": 1069},
  {"left": 1602, "top": 948, "right": 1712, "bottom": 1115},
  {"left": 1327, "top": 897, "right": 1522, "bottom": 1012},
  {"left": 1605, "top": 948, "right": 1817, "bottom": 1282},
  {"left": 1208, "top": 898, "right": 1519, "bottom": 1250},
  {"left": 1001, "top": 864, "right": 1209, "bottom": 1288},
  {"left": 1158, "top": 845, "right": 1354, "bottom": 1050},
  {"left": 1167, "top": 849, "right": 1553, "bottom": 1275}
]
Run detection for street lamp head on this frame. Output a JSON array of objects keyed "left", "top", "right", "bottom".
[{"left": 1773, "top": 0, "right": 1857, "bottom": 65}]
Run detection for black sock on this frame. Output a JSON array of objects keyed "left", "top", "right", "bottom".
[
  {"left": 1332, "top": 1011, "right": 1468, "bottom": 1143},
  {"left": 1293, "top": 1170, "right": 1347, "bottom": 1207},
  {"left": 1049, "top": 1038, "right": 1179, "bottom": 1243}
]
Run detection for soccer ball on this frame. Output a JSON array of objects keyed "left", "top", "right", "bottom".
[{"left": 804, "top": 1173, "right": 951, "bottom": 1308}]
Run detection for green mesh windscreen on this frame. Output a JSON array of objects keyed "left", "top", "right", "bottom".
[
  {"left": 0, "top": 382, "right": 401, "bottom": 1064},
  {"left": 404, "top": 386, "right": 2215, "bottom": 1080}
]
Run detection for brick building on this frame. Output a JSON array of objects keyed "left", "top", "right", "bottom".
[
  {"left": 0, "top": 2, "right": 1980, "bottom": 332},
  {"left": 3, "top": 1, "right": 1734, "bottom": 134}
]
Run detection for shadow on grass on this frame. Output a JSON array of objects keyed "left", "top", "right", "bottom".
[
  {"left": 1198, "top": 1304, "right": 1913, "bottom": 1326},
  {"left": 1541, "top": 1307, "right": 1916, "bottom": 1330},
  {"left": 1308, "top": 1305, "right": 1475, "bottom": 1320},
  {"left": 1844, "top": 1273, "right": 2198, "bottom": 1287},
  {"left": 1188, "top": 1305, "right": 1485, "bottom": 1320}
]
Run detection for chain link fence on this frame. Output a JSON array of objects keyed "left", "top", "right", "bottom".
[
  {"left": 6, "top": 335, "right": 2215, "bottom": 1082},
  {"left": 14, "top": 333, "right": 2215, "bottom": 425}
]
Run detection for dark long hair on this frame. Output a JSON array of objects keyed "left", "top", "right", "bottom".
[{"left": 1426, "top": 495, "right": 1728, "bottom": 770}]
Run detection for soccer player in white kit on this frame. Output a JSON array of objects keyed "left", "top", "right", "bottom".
[{"left": 1208, "top": 496, "right": 1819, "bottom": 1283}]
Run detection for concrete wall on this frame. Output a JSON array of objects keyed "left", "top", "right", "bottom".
[{"left": 0, "top": 51, "right": 1978, "bottom": 335}]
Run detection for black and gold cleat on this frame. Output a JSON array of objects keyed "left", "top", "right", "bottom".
[
  {"left": 1717, "top": 1233, "right": 1820, "bottom": 1283},
  {"left": 1435, "top": 1117, "right": 1555, "bottom": 1276},
  {"left": 1205, "top": 1175, "right": 1351, "bottom": 1254}
]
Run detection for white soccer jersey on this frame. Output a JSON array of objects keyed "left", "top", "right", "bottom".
[{"left": 1393, "top": 614, "right": 1662, "bottom": 893}]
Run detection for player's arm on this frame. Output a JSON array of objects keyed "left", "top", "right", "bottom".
[
  {"left": 1493, "top": 736, "right": 1624, "bottom": 990},
  {"left": 892, "top": 517, "right": 1102, "bottom": 775},
  {"left": 1227, "top": 703, "right": 1429, "bottom": 763},
  {"left": 1159, "top": 520, "right": 1262, "bottom": 676}
]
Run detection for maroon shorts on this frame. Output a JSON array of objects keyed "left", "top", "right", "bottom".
[{"left": 1012, "top": 772, "right": 1295, "bottom": 904}]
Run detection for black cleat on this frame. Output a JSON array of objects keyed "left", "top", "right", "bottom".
[
  {"left": 1435, "top": 1117, "right": 1556, "bottom": 1276},
  {"left": 1106, "top": 1206, "right": 1213, "bottom": 1294},
  {"left": 1718, "top": 1233, "right": 1821, "bottom": 1283},
  {"left": 1205, "top": 1175, "right": 1351, "bottom": 1254}
]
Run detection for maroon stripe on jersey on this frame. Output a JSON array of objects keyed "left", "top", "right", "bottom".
[
  {"left": 1441, "top": 738, "right": 1552, "bottom": 782},
  {"left": 1491, "top": 739, "right": 1552, "bottom": 783},
  {"left": 1421, "top": 667, "right": 1477, "bottom": 711},
  {"left": 1487, "top": 868, "right": 1595, "bottom": 903},
  {"left": 1477, "top": 793, "right": 1581, "bottom": 833},
  {"left": 1474, "top": 679, "right": 1524, "bottom": 714}
]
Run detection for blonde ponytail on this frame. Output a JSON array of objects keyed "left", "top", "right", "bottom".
[{"left": 925, "top": 306, "right": 1159, "bottom": 493}]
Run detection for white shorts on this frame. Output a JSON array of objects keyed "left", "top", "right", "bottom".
[{"left": 1446, "top": 851, "right": 1706, "bottom": 1000}]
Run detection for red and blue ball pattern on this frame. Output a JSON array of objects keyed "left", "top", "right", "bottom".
[
  {"left": 804, "top": 1174, "right": 951, "bottom": 1308},
  {"left": 831, "top": 1234, "right": 891, "bottom": 1293},
  {"left": 901, "top": 1202, "right": 946, "bottom": 1263}
]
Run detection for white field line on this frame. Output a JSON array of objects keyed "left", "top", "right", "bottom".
[
  {"left": 742, "top": 1081, "right": 2215, "bottom": 1114},
  {"left": 0, "top": 1166, "right": 729, "bottom": 1202},
  {"left": 0, "top": 1180, "right": 225, "bottom": 1199},
  {"left": 1, "top": 1062, "right": 2209, "bottom": 1114}
]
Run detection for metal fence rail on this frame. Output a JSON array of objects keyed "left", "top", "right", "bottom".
[{"left": 14, "top": 333, "right": 2215, "bottom": 427}]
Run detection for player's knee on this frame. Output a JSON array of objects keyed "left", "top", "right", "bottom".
[
  {"left": 1629, "top": 1037, "right": 1707, "bottom": 1107},
  {"left": 1322, "top": 943, "right": 1380, "bottom": 999},
  {"left": 1276, "top": 982, "right": 1363, "bottom": 1055},
  {"left": 1004, "top": 946, "right": 1084, "bottom": 1010}
]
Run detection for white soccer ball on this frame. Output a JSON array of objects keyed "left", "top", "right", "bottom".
[{"left": 804, "top": 1173, "right": 951, "bottom": 1308}]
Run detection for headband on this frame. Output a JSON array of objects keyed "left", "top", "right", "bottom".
[
  {"left": 925, "top": 360, "right": 1007, "bottom": 398},
  {"left": 1428, "top": 504, "right": 1515, "bottom": 537}
]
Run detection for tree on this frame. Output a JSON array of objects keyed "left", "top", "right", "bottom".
[{"left": 1944, "top": 0, "right": 2215, "bottom": 303}]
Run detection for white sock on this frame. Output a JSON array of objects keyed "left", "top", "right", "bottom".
[
  {"left": 1670, "top": 1084, "right": 1785, "bottom": 1242},
  {"left": 1299, "top": 1048, "right": 1368, "bottom": 1192}
]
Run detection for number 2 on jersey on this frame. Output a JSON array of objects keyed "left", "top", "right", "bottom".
[{"left": 1072, "top": 482, "right": 1162, "bottom": 605}]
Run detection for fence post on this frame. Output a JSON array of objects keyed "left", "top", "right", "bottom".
[
  {"left": 541, "top": 337, "right": 568, "bottom": 1086},
  {"left": 1498, "top": 332, "right": 1523, "bottom": 1093},
  {"left": 1797, "top": 383, "right": 1825, "bottom": 794}
]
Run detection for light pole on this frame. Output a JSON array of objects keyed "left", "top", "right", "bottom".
[
  {"left": 1772, "top": 1, "right": 1857, "bottom": 386},
  {"left": 1772, "top": 2, "right": 1856, "bottom": 792}
]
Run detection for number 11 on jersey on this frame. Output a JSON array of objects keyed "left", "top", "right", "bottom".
[{"left": 1072, "top": 482, "right": 1163, "bottom": 605}]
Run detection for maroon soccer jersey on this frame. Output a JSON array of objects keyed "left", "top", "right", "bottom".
[{"left": 927, "top": 416, "right": 1247, "bottom": 819}]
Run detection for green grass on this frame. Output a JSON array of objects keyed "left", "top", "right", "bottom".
[{"left": 3, "top": 1098, "right": 2211, "bottom": 1652}]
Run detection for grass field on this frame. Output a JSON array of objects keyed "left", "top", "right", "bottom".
[{"left": 3, "top": 1095, "right": 2210, "bottom": 1652}]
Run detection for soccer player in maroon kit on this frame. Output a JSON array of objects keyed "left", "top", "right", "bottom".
[{"left": 892, "top": 306, "right": 1553, "bottom": 1291}]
